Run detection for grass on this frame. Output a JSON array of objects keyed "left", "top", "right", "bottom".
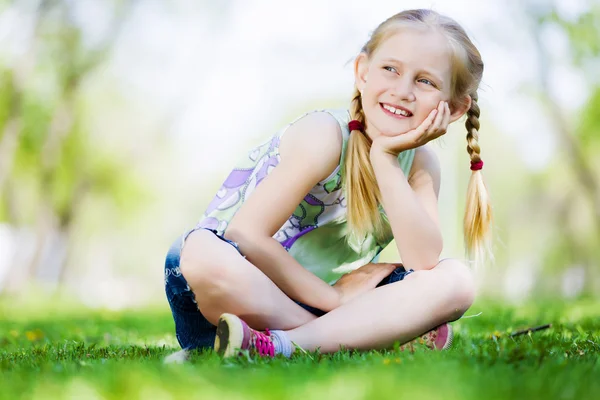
[{"left": 1, "top": 297, "right": 599, "bottom": 400}]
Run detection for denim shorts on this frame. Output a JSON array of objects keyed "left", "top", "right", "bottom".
[{"left": 164, "top": 227, "right": 415, "bottom": 350}]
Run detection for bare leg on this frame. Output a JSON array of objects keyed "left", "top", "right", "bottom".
[
  {"left": 179, "top": 229, "right": 317, "bottom": 330},
  {"left": 285, "top": 259, "right": 475, "bottom": 353}
]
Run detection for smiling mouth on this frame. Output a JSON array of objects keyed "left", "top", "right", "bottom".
[{"left": 380, "top": 103, "right": 413, "bottom": 117}]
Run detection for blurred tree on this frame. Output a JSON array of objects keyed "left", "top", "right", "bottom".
[
  {"left": 523, "top": 0, "right": 600, "bottom": 295},
  {"left": 0, "top": 0, "right": 142, "bottom": 293}
]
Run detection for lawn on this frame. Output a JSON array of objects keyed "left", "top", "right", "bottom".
[{"left": 1, "top": 297, "right": 598, "bottom": 400}]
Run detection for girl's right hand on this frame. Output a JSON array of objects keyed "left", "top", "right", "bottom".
[{"left": 332, "top": 262, "right": 400, "bottom": 306}]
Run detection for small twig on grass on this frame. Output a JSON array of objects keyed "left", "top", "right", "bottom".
[{"left": 509, "top": 324, "right": 552, "bottom": 337}]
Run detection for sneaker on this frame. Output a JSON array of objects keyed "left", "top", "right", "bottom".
[
  {"left": 214, "top": 313, "right": 276, "bottom": 358},
  {"left": 401, "top": 323, "right": 453, "bottom": 352}
]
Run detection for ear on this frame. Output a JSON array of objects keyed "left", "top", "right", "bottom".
[
  {"left": 354, "top": 52, "right": 369, "bottom": 93},
  {"left": 449, "top": 95, "right": 472, "bottom": 124}
]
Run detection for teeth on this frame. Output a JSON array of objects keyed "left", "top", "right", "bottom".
[{"left": 383, "top": 104, "right": 410, "bottom": 117}]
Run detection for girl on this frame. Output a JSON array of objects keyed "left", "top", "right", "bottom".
[{"left": 164, "top": 9, "right": 492, "bottom": 358}]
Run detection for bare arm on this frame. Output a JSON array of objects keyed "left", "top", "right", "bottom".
[
  {"left": 370, "top": 145, "right": 443, "bottom": 270},
  {"left": 223, "top": 112, "right": 343, "bottom": 312}
]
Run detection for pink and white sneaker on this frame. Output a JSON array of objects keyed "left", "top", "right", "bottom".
[
  {"left": 401, "top": 323, "right": 454, "bottom": 352},
  {"left": 214, "top": 313, "right": 276, "bottom": 358}
]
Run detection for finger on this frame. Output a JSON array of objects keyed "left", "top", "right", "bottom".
[
  {"left": 430, "top": 102, "right": 450, "bottom": 140},
  {"left": 382, "top": 264, "right": 398, "bottom": 278},
  {"left": 367, "top": 263, "right": 396, "bottom": 274},
  {"left": 382, "top": 263, "right": 399, "bottom": 274},
  {"left": 372, "top": 266, "right": 396, "bottom": 282},
  {"left": 441, "top": 102, "right": 451, "bottom": 131},
  {"left": 416, "top": 108, "right": 438, "bottom": 137},
  {"left": 374, "top": 263, "right": 397, "bottom": 274},
  {"left": 429, "top": 102, "right": 451, "bottom": 141},
  {"left": 418, "top": 105, "right": 443, "bottom": 142},
  {"left": 429, "top": 101, "right": 445, "bottom": 133}
]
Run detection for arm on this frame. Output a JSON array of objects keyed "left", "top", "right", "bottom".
[
  {"left": 223, "top": 112, "right": 342, "bottom": 312},
  {"left": 370, "top": 145, "right": 443, "bottom": 270}
]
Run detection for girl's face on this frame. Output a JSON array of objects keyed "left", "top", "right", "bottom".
[{"left": 355, "top": 28, "right": 466, "bottom": 139}]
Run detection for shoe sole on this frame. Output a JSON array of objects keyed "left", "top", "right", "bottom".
[
  {"left": 439, "top": 323, "right": 454, "bottom": 350},
  {"left": 214, "top": 313, "right": 244, "bottom": 357}
]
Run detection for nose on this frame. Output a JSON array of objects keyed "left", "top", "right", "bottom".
[{"left": 392, "top": 76, "right": 416, "bottom": 102}]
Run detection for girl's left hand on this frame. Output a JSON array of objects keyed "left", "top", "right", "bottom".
[
  {"left": 332, "top": 262, "right": 399, "bottom": 306},
  {"left": 371, "top": 101, "right": 451, "bottom": 156}
]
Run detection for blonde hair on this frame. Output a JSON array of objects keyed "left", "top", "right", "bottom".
[{"left": 344, "top": 9, "right": 492, "bottom": 261}]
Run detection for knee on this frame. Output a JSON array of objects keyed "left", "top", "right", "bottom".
[
  {"left": 179, "top": 230, "right": 233, "bottom": 295},
  {"left": 434, "top": 259, "right": 476, "bottom": 321}
]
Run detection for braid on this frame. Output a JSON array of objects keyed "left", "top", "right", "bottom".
[
  {"left": 350, "top": 89, "right": 367, "bottom": 130},
  {"left": 463, "top": 92, "right": 493, "bottom": 264},
  {"left": 465, "top": 92, "right": 481, "bottom": 164},
  {"left": 344, "top": 88, "right": 385, "bottom": 241}
]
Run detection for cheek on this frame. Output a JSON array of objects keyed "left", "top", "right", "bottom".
[
  {"left": 419, "top": 96, "right": 444, "bottom": 114},
  {"left": 427, "top": 92, "right": 444, "bottom": 105},
  {"left": 365, "top": 75, "right": 389, "bottom": 96}
]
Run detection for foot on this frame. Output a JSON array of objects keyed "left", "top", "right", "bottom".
[
  {"left": 214, "top": 313, "right": 276, "bottom": 358},
  {"left": 401, "top": 323, "right": 453, "bottom": 351}
]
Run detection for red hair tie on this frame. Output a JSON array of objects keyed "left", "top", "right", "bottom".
[
  {"left": 470, "top": 160, "right": 484, "bottom": 171},
  {"left": 348, "top": 120, "right": 363, "bottom": 132}
]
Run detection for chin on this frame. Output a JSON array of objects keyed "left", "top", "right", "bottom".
[
  {"left": 378, "top": 123, "right": 412, "bottom": 137},
  {"left": 379, "top": 130, "right": 402, "bottom": 137}
]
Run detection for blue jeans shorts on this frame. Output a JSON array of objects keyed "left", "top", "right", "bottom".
[{"left": 164, "top": 228, "right": 415, "bottom": 350}]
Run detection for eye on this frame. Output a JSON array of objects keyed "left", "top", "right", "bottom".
[
  {"left": 418, "top": 78, "right": 435, "bottom": 87},
  {"left": 383, "top": 66, "right": 397, "bottom": 73}
]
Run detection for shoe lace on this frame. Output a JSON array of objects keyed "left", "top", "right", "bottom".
[{"left": 252, "top": 328, "right": 275, "bottom": 357}]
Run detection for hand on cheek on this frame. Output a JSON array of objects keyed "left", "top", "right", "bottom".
[{"left": 371, "top": 101, "right": 451, "bottom": 156}]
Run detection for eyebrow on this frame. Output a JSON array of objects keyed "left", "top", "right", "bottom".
[{"left": 381, "top": 57, "right": 444, "bottom": 86}]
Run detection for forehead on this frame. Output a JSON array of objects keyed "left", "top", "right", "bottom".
[{"left": 372, "top": 27, "right": 452, "bottom": 77}]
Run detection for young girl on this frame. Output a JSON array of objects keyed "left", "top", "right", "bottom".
[{"left": 164, "top": 8, "right": 492, "bottom": 358}]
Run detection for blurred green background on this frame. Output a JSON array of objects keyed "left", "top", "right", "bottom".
[{"left": 0, "top": 0, "right": 599, "bottom": 308}]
